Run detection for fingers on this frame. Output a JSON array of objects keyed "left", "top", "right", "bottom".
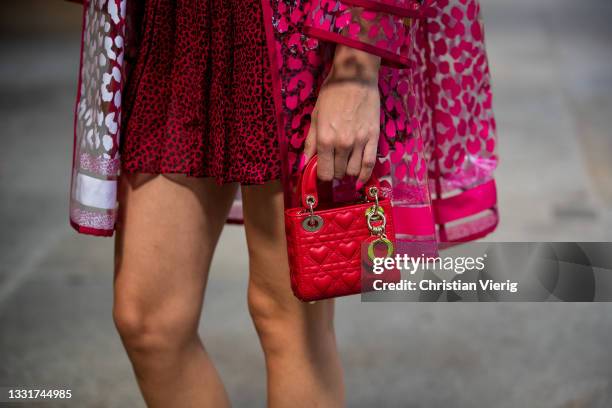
[
  {"left": 302, "top": 110, "right": 318, "bottom": 171},
  {"left": 357, "top": 136, "right": 378, "bottom": 186},
  {"left": 318, "top": 128, "right": 353, "bottom": 181},
  {"left": 306, "top": 104, "right": 378, "bottom": 183},
  {"left": 346, "top": 131, "right": 367, "bottom": 177},
  {"left": 333, "top": 138, "right": 351, "bottom": 179},
  {"left": 316, "top": 127, "right": 334, "bottom": 181},
  {"left": 314, "top": 124, "right": 372, "bottom": 182}
]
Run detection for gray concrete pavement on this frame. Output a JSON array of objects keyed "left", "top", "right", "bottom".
[{"left": 1, "top": 0, "right": 612, "bottom": 407}]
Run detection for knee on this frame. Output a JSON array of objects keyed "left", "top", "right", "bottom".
[
  {"left": 247, "top": 285, "right": 285, "bottom": 336},
  {"left": 113, "top": 300, "right": 196, "bottom": 359},
  {"left": 247, "top": 284, "right": 335, "bottom": 355}
]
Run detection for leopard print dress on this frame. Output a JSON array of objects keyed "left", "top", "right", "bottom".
[{"left": 120, "top": 0, "right": 281, "bottom": 184}]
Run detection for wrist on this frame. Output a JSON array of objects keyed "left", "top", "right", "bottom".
[{"left": 330, "top": 45, "right": 381, "bottom": 84}]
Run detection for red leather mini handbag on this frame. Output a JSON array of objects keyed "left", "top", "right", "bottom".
[{"left": 284, "top": 156, "right": 401, "bottom": 302}]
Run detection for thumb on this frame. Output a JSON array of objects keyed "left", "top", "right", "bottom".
[{"left": 302, "top": 110, "right": 318, "bottom": 166}]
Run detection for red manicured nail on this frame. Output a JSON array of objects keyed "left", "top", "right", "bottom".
[
  {"left": 298, "top": 154, "right": 307, "bottom": 171},
  {"left": 355, "top": 180, "right": 364, "bottom": 191}
]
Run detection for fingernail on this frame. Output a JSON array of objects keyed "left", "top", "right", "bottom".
[
  {"left": 355, "top": 180, "right": 364, "bottom": 191},
  {"left": 297, "top": 154, "right": 307, "bottom": 172}
]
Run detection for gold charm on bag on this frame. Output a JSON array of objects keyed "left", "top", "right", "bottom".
[{"left": 365, "top": 187, "right": 394, "bottom": 261}]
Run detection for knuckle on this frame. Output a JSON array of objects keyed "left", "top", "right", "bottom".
[
  {"left": 336, "top": 137, "right": 353, "bottom": 151},
  {"left": 318, "top": 169, "right": 333, "bottom": 181},
  {"left": 317, "top": 138, "right": 332, "bottom": 150},
  {"left": 368, "top": 124, "right": 380, "bottom": 136},
  {"left": 362, "top": 159, "right": 376, "bottom": 170},
  {"left": 354, "top": 133, "right": 367, "bottom": 145},
  {"left": 345, "top": 166, "right": 360, "bottom": 177}
]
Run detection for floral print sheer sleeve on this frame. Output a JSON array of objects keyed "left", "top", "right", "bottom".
[{"left": 303, "top": 0, "right": 423, "bottom": 67}]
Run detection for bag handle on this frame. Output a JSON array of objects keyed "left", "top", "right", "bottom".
[{"left": 297, "top": 155, "right": 381, "bottom": 209}]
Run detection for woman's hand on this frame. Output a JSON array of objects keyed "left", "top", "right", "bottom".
[{"left": 303, "top": 45, "right": 381, "bottom": 189}]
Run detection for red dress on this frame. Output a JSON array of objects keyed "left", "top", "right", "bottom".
[{"left": 120, "top": 0, "right": 280, "bottom": 185}]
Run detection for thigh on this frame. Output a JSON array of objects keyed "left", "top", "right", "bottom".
[{"left": 114, "top": 173, "right": 239, "bottom": 335}]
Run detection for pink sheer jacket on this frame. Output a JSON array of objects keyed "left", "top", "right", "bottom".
[{"left": 68, "top": 0, "right": 499, "bottom": 243}]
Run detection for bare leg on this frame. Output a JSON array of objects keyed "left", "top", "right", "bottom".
[
  {"left": 241, "top": 181, "right": 345, "bottom": 407},
  {"left": 113, "top": 173, "right": 238, "bottom": 408}
]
